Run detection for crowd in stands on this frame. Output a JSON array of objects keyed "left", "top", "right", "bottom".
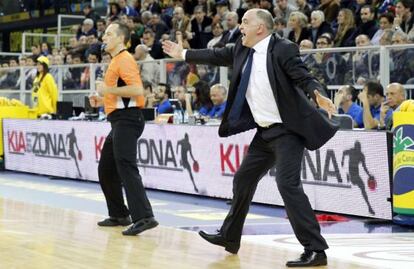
[{"left": 1, "top": 0, "right": 414, "bottom": 125}]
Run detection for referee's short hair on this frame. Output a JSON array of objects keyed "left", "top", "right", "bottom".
[{"left": 111, "top": 21, "right": 131, "bottom": 45}]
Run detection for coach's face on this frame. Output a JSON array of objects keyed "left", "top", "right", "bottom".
[
  {"left": 239, "top": 10, "right": 261, "bottom": 48},
  {"left": 102, "top": 24, "right": 123, "bottom": 54}
]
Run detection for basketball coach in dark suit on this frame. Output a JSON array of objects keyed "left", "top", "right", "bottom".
[{"left": 163, "top": 8, "right": 338, "bottom": 267}]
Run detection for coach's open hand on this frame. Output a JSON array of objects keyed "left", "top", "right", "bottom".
[{"left": 314, "top": 90, "right": 336, "bottom": 119}]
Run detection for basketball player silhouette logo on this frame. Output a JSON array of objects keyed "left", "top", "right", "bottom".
[
  {"left": 341, "top": 141, "right": 375, "bottom": 215},
  {"left": 176, "top": 133, "right": 199, "bottom": 193},
  {"left": 66, "top": 128, "right": 82, "bottom": 178}
]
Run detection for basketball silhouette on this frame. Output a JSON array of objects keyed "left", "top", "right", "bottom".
[
  {"left": 78, "top": 150, "right": 83, "bottom": 161},
  {"left": 193, "top": 160, "right": 199, "bottom": 173},
  {"left": 367, "top": 175, "right": 376, "bottom": 191}
]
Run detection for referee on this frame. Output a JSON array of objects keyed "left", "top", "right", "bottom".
[{"left": 90, "top": 22, "right": 158, "bottom": 235}]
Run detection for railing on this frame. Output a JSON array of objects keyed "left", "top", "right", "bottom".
[{"left": 1, "top": 45, "right": 414, "bottom": 109}]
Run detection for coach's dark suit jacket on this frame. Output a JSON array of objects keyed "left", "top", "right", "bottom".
[{"left": 186, "top": 33, "right": 338, "bottom": 150}]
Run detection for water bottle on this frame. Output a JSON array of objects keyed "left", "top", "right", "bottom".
[
  {"left": 173, "top": 105, "right": 181, "bottom": 124},
  {"left": 183, "top": 110, "right": 189, "bottom": 124}
]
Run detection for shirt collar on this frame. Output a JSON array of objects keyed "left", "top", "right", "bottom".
[{"left": 253, "top": 34, "right": 271, "bottom": 54}]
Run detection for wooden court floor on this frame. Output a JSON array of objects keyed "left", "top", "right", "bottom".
[{"left": 0, "top": 197, "right": 368, "bottom": 269}]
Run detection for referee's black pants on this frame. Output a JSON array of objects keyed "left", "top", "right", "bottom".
[{"left": 98, "top": 108, "right": 154, "bottom": 222}]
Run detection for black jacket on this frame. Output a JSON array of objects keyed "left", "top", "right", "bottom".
[{"left": 186, "top": 34, "right": 338, "bottom": 150}]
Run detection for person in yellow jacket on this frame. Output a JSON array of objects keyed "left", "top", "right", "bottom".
[{"left": 31, "top": 56, "right": 58, "bottom": 117}]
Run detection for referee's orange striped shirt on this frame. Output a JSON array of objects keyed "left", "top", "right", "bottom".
[{"left": 103, "top": 50, "right": 144, "bottom": 115}]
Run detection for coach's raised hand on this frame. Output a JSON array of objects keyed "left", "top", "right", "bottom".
[{"left": 162, "top": 32, "right": 184, "bottom": 59}]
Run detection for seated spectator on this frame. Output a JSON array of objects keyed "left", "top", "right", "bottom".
[
  {"left": 174, "top": 85, "right": 189, "bottom": 110},
  {"left": 142, "top": 29, "right": 164, "bottom": 59},
  {"left": 153, "top": 83, "right": 173, "bottom": 114},
  {"left": 31, "top": 45, "right": 41, "bottom": 58},
  {"left": 287, "top": 11, "right": 310, "bottom": 45},
  {"left": 317, "top": 0, "right": 340, "bottom": 24},
  {"left": 134, "top": 44, "right": 160, "bottom": 87},
  {"left": 334, "top": 85, "right": 364, "bottom": 128},
  {"left": 390, "top": 30, "right": 414, "bottom": 84},
  {"left": 213, "top": 0, "right": 230, "bottom": 30},
  {"left": 83, "top": 3, "right": 101, "bottom": 27},
  {"left": 77, "top": 19, "right": 97, "bottom": 40},
  {"left": 379, "top": 82, "right": 407, "bottom": 130},
  {"left": 216, "top": 12, "right": 241, "bottom": 47},
  {"left": 273, "top": 17, "right": 290, "bottom": 38},
  {"left": 1, "top": 58, "right": 19, "bottom": 89},
  {"left": 96, "top": 19, "right": 107, "bottom": 41},
  {"left": 357, "top": 80, "right": 393, "bottom": 130},
  {"left": 207, "top": 84, "right": 227, "bottom": 119},
  {"left": 348, "top": 34, "right": 379, "bottom": 85},
  {"left": 352, "top": 5, "right": 378, "bottom": 39},
  {"left": 334, "top": 8, "right": 355, "bottom": 47},
  {"left": 170, "top": 6, "right": 192, "bottom": 46},
  {"left": 394, "top": 0, "right": 414, "bottom": 36},
  {"left": 274, "top": 0, "right": 297, "bottom": 22},
  {"left": 207, "top": 22, "right": 225, "bottom": 48},
  {"left": 108, "top": 2, "right": 121, "bottom": 22},
  {"left": 41, "top": 42, "right": 52, "bottom": 56},
  {"left": 143, "top": 81, "right": 153, "bottom": 108},
  {"left": 259, "top": 0, "right": 275, "bottom": 17},
  {"left": 192, "top": 80, "right": 214, "bottom": 115},
  {"left": 296, "top": 0, "right": 312, "bottom": 19},
  {"left": 309, "top": 10, "right": 334, "bottom": 46},
  {"left": 150, "top": 13, "right": 170, "bottom": 41},
  {"left": 304, "top": 35, "right": 347, "bottom": 85},
  {"left": 371, "top": 12, "right": 394, "bottom": 45},
  {"left": 379, "top": 28, "right": 394, "bottom": 45},
  {"left": 189, "top": 5, "right": 213, "bottom": 49},
  {"left": 118, "top": 0, "right": 139, "bottom": 17}
]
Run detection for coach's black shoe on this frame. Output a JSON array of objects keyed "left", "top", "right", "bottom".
[
  {"left": 122, "top": 217, "right": 159, "bottom": 236},
  {"left": 97, "top": 216, "right": 132, "bottom": 227},
  {"left": 199, "top": 230, "right": 240, "bottom": 254},
  {"left": 286, "top": 250, "right": 327, "bottom": 267}
]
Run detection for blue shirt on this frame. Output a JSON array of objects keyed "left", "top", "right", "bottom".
[
  {"left": 370, "top": 105, "right": 393, "bottom": 122},
  {"left": 339, "top": 103, "right": 363, "bottom": 128},
  {"left": 156, "top": 99, "right": 173, "bottom": 114},
  {"left": 207, "top": 101, "right": 226, "bottom": 119}
]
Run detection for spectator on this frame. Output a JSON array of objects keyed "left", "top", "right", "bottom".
[
  {"left": 77, "top": 18, "right": 97, "bottom": 40},
  {"left": 189, "top": 5, "right": 213, "bottom": 49},
  {"left": 207, "top": 22, "right": 224, "bottom": 48},
  {"left": 371, "top": 12, "right": 394, "bottom": 45},
  {"left": 296, "top": 0, "right": 312, "bottom": 19},
  {"left": 213, "top": 0, "right": 230, "bottom": 30},
  {"left": 150, "top": 13, "right": 170, "bottom": 41},
  {"left": 352, "top": 5, "right": 378, "bottom": 39},
  {"left": 170, "top": 7, "right": 192, "bottom": 46},
  {"left": 134, "top": 44, "right": 160, "bottom": 87},
  {"left": 96, "top": 19, "right": 107, "bottom": 40},
  {"left": 390, "top": 30, "right": 414, "bottom": 84},
  {"left": 192, "top": 80, "right": 214, "bottom": 114},
  {"left": 299, "top": 39, "right": 314, "bottom": 62},
  {"left": 174, "top": 85, "right": 188, "bottom": 110},
  {"left": 349, "top": 34, "right": 379, "bottom": 85},
  {"left": 273, "top": 17, "right": 290, "bottom": 38},
  {"left": 31, "top": 45, "right": 41, "bottom": 58},
  {"left": 379, "top": 28, "right": 394, "bottom": 45},
  {"left": 118, "top": 0, "right": 139, "bottom": 17},
  {"left": 146, "top": 0, "right": 162, "bottom": 14},
  {"left": 379, "top": 82, "right": 407, "bottom": 129},
  {"left": 357, "top": 80, "right": 392, "bottom": 130},
  {"left": 83, "top": 3, "right": 101, "bottom": 27},
  {"left": 259, "top": 0, "right": 275, "bottom": 17},
  {"left": 216, "top": 12, "right": 241, "bottom": 47},
  {"left": 207, "top": 83, "right": 227, "bottom": 119},
  {"left": 287, "top": 11, "right": 310, "bottom": 45},
  {"left": 153, "top": 83, "right": 173, "bottom": 113},
  {"left": 141, "top": 10, "right": 153, "bottom": 27},
  {"left": 334, "top": 85, "right": 364, "bottom": 128},
  {"left": 142, "top": 29, "right": 164, "bottom": 59},
  {"left": 309, "top": 10, "right": 334, "bottom": 46},
  {"left": 318, "top": 0, "right": 340, "bottom": 24},
  {"left": 126, "top": 16, "right": 142, "bottom": 53},
  {"left": 108, "top": 2, "right": 122, "bottom": 22},
  {"left": 274, "top": 0, "right": 297, "bottom": 22},
  {"left": 41, "top": 42, "right": 52, "bottom": 56},
  {"left": 31, "top": 56, "right": 58, "bottom": 117},
  {"left": 334, "top": 8, "right": 356, "bottom": 47},
  {"left": 394, "top": 0, "right": 414, "bottom": 35}
]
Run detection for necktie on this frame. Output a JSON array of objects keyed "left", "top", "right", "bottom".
[{"left": 228, "top": 48, "right": 254, "bottom": 121}]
